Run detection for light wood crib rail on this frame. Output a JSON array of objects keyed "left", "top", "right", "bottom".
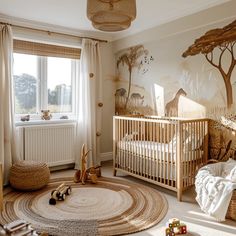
[{"left": 113, "top": 116, "right": 209, "bottom": 201}]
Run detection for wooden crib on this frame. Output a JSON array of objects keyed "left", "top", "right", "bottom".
[{"left": 113, "top": 116, "right": 209, "bottom": 201}]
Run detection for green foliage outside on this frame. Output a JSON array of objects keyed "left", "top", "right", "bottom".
[{"left": 14, "top": 73, "right": 72, "bottom": 114}]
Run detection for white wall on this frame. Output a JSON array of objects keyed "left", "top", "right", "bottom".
[{"left": 112, "top": 1, "right": 236, "bottom": 53}]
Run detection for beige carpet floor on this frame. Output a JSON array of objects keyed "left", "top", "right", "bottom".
[{"left": 52, "top": 161, "right": 236, "bottom": 236}]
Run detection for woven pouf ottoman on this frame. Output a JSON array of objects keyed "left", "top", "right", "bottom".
[{"left": 10, "top": 160, "right": 50, "bottom": 191}]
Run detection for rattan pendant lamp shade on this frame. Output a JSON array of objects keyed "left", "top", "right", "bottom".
[{"left": 87, "top": 0, "right": 136, "bottom": 32}]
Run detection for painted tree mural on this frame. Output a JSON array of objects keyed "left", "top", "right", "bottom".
[
  {"left": 117, "top": 45, "right": 148, "bottom": 108},
  {"left": 182, "top": 20, "right": 236, "bottom": 108}
]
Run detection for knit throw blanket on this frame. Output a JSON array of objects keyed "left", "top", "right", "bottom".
[{"left": 195, "top": 160, "right": 236, "bottom": 221}]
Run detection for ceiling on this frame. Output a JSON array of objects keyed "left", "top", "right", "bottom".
[{"left": 0, "top": 0, "right": 230, "bottom": 41}]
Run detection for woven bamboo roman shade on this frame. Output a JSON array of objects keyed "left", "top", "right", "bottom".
[{"left": 13, "top": 39, "right": 81, "bottom": 59}]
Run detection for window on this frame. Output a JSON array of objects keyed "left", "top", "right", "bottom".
[
  {"left": 47, "top": 57, "right": 73, "bottom": 113},
  {"left": 13, "top": 54, "right": 38, "bottom": 114},
  {"left": 13, "top": 53, "right": 78, "bottom": 117},
  {"left": 12, "top": 39, "right": 81, "bottom": 119}
]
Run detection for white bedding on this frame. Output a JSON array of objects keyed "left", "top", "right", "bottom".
[
  {"left": 195, "top": 159, "right": 236, "bottom": 221},
  {"left": 118, "top": 140, "right": 175, "bottom": 151},
  {"left": 117, "top": 140, "right": 201, "bottom": 162}
]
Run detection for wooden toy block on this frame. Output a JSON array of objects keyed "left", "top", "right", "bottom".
[
  {"left": 165, "top": 227, "right": 175, "bottom": 236},
  {"left": 165, "top": 219, "right": 187, "bottom": 236},
  {"left": 169, "top": 218, "right": 180, "bottom": 224},
  {"left": 166, "top": 232, "right": 175, "bottom": 236},
  {"left": 168, "top": 223, "right": 173, "bottom": 228}
]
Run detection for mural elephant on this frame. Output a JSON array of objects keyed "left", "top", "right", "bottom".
[{"left": 129, "top": 93, "right": 144, "bottom": 108}]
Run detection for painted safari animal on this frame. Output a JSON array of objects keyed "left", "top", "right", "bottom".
[
  {"left": 115, "top": 88, "right": 127, "bottom": 114},
  {"left": 165, "top": 88, "right": 187, "bottom": 117},
  {"left": 130, "top": 93, "right": 144, "bottom": 108}
]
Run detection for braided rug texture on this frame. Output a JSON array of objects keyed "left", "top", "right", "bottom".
[{"left": 1, "top": 177, "right": 168, "bottom": 235}]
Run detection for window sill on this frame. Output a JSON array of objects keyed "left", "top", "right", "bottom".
[{"left": 15, "top": 119, "right": 77, "bottom": 127}]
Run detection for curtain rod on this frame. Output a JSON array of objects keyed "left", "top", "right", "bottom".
[{"left": 0, "top": 21, "right": 108, "bottom": 43}]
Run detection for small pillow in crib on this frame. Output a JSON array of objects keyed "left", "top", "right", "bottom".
[
  {"left": 122, "top": 134, "right": 133, "bottom": 141},
  {"left": 122, "top": 132, "right": 139, "bottom": 141},
  {"left": 222, "top": 158, "right": 236, "bottom": 180}
]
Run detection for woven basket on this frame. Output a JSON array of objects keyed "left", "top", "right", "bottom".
[
  {"left": 10, "top": 160, "right": 50, "bottom": 191},
  {"left": 226, "top": 190, "right": 236, "bottom": 221}
]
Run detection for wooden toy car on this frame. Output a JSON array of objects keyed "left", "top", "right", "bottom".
[
  {"left": 49, "top": 183, "right": 72, "bottom": 205},
  {"left": 0, "top": 219, "right": 39, "bottom": 235}
]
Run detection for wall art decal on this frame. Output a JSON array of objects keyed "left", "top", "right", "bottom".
[
  {"left": 182, "top": 20, "right": 236, "bottom": 108},
  {"left": 139, "top": 55, "right": 154, "bottom": 74},
  {"left": 115, "top": 88, "right": 127, "bottom": 114},
  {"left": 117, "top": 45, "right": 149, "bottom": 109},
  {"left": 165, "top": 88, "right": 187, "bottom": 117},
  {"left": 115, "top": 87, "right": 153, "bottom": 115}
]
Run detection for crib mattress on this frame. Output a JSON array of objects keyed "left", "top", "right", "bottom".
[{"left": 117, "top": 140, "right": 201, "bottom": 162}]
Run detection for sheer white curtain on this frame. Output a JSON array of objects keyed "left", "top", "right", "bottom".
[
  {"left": 75, "top": 39, "right": 102, "bottom": 169},
  {"left": 0, "top": 24, "right": 17, "bottom": 184}
]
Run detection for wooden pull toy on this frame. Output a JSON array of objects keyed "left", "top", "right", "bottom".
[
  {"left": 49, "top": 183, "right": 72, "bottom": 205},
  {"left": 74, "top": 144, "right": 101, "bottom": 184},
  {"left": 0, "top": 219, "right": 40, "bottom": 235}
]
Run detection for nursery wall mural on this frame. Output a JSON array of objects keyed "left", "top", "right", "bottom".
[
  {"left": 114, "top": 18, "right": 236, "bottom": 161},
  {"left": 115, "top": 45, "right": 154, "bottom": 115},
  {"left": 182, "top": 20, "right": 236, "bottom": 108},
  {"left": 182, "top": 19, "right": 236, "bottom": 161}
]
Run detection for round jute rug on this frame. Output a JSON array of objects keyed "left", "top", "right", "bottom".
[{"left": 1, "top": 177, "right": 168, "bottom": 236}]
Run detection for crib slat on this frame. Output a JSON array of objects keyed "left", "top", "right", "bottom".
[
  {"left": 170, "top": 123, "right": 174, "bottom": 187},
  {"left": 167, "top": 122, "right": 170, "bottom": 185},
  {"left": 163, "top": 123, "right": 167, "bottom": 185},
  {"left": 118, "top": 119, "right": 120, "bottom": 169},
  {"left": 141, "top": 121, "right": 144, "bottom": 176},
  {"left": 198, "top": 121, "right": 201, "bottom": 173},
  {"left": 113, "top": 117, "right": 117, "bottom": 175},
  {"left": 194, "top": 121, "right": 197, "bottom": 180},
  {"left": 189, "top": 122, "right": 193, "bottom": 186},
  {"left": 122, "top": 119, "right": 125, "bottom": 169},
  {"left": 203, "top": 121, "right": 208, "bottom": 165},
  {"left": 160, "top": 122, "right": 163, "bottom": 183},
  {"left": 186, "top": 122, "right": 189, "bottom": 188},
  {"left": 153, "top": 122, "right": 156, "bottom": 180},
  {"left": 177, "top": 121, "right": 183, "bottom": 201},
  {"left": 155, "top": 123, "right": 159, "bottom": 180}
]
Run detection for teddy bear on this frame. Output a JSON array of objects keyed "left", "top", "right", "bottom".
[{"left": 41, "top": 110, "right": 52, "bottom": 120}]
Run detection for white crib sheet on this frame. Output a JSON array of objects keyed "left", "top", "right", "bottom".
[{"left": 117, "top": 140, "right": 201, "bottom": 162}]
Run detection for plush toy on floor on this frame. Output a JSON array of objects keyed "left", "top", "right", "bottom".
[
  {"left": 165, "top": 218, "right": 187, "bottom": 236},
  {"left": 49, "top": 183, "right": 72, "bottom": 205},
  {"left": 74, "top": 144, "right": 101, "bottom": 184}
]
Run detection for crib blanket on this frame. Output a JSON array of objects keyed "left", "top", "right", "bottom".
[{"left": 195, "top": 162, "right": 236, "bottom": 221}]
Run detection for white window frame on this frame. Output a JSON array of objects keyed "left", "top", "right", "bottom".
[{"left": 14, "top": 53, "right": 78, "bottom": 121}]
